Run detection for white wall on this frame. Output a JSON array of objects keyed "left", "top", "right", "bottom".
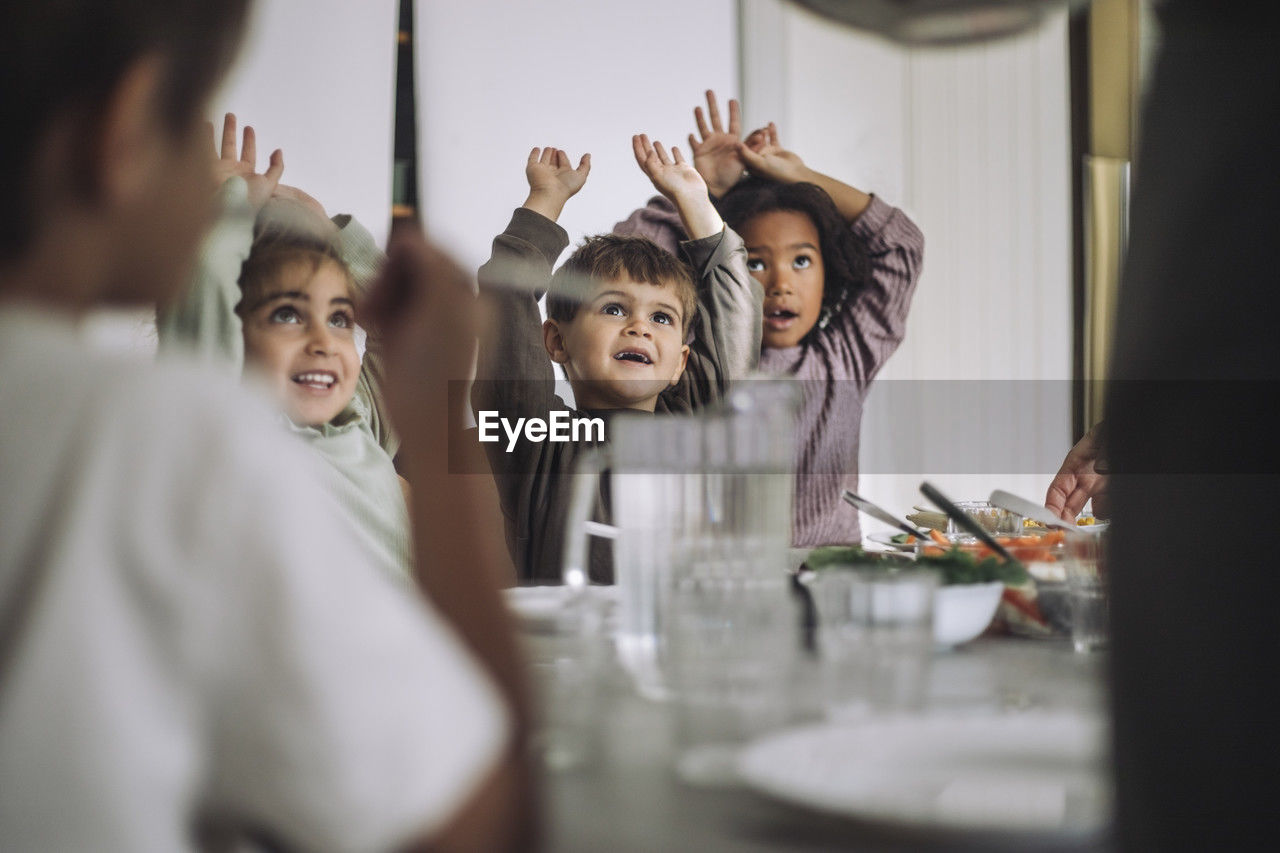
[
  {"left": 211, "top": 0, "right": 398, "bottom": 245},
  {"left": 415, "top": 0, "right": 739, "bottom": 272},
  {"left": 742, "top": 1, "right": 1075, "bottom": 535},
  {"left": 84, "top": 0, "right": 398, "bottom": 353}
]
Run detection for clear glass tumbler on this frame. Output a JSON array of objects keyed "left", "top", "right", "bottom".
[
  {"left": 810, "top": 566, "right": 939, "bottom": 720},
  {"left": 1065, "top": 531, "right": 1109, "bottom": 653}
]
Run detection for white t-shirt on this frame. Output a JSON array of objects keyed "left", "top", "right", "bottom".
[{"left": 0, "top": 305, "right": 507, "bottom": 852}]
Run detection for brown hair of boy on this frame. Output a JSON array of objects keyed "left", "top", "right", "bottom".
[{"left": 546, "top": 234, "right": 697, "bottom": 332}]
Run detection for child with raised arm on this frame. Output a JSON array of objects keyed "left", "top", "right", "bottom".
[
  {"left": 158, "top": 114, "right": 414, "bottom": 582},
  {"left": 614, "top": 92, "right": 924, "bottom": 547},
  {"left": 474, "top": 137, "right": 760, "bottom": 583}
]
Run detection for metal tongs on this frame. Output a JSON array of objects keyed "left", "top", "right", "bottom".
[{"left": 841, "top": 490, "right": 931, "bottom": 540}]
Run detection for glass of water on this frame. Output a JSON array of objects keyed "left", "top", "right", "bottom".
[
  {"left": 809, "top": 565, "right": 939, "bottom": 720},
  {"left": 1066, "top": 531, "right": 1109, "bottom": 653}
]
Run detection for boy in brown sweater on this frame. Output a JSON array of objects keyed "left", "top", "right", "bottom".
[{"left": 473, "top": 137, "right": 760, "bottom": 583}]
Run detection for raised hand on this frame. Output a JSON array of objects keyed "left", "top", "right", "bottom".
[
  {"left": 632, "top": 134, "right": 708, "bottom": 204},
  {"left": 738, "top": 122, "right": 808, "bottom": 185},
  {"left": 272, "top": 184, "right": 328, "bottom": 222},
  {"left": 210, "top": 112, "right": 283, "bottom": 211},
  {"left": 522, "top": 146, "right": 590, "bottom": 222},
  {"left": 262, "top": 184, "right": 337, "bottom": 238},
  {"left": 688, "top": 90, "right": 745, "bottom": 199},
  {"left": 632, "top": 134, "right": 723, "bottom": 241}
]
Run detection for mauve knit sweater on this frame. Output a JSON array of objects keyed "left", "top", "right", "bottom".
[{"left": 614, "top": 194, "right": 924, "bottom": 545}]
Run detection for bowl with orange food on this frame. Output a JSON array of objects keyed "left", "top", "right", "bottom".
[{"left": 912, "top": 527, "right": 1072, "bottom": 639}]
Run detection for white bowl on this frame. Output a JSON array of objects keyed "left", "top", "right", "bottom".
[{"left": 934, "top": 582, "right": 1004, "bottom": 647}]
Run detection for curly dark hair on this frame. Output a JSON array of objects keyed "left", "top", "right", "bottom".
[{"left": 716, "top": 178, "right": 869, "bottom": 344}]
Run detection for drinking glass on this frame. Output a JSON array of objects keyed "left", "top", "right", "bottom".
[
  {"left": 523, "top": 589, "right": 610, "bottom": 771},
  {"left": 562, "top": 377, "right": 801, "bottom": 701},
  {"left": 660, "top": 576, "right": 799, "bottom": 784},
  {"left": 809, "top": 566, "right": 939, "bottom": 720},
  {"left": 1065, "top": 531, "right": 1109, "bottom": 653}
]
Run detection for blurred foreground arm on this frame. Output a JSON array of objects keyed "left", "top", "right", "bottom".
[{"left": 363, "top": 227, "right": 534, "bottom": 851}]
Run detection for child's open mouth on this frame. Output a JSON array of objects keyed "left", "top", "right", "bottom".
[
  {"left": 613, "top": 349, "right": 653, "bottom": 366},
  {"left": 292, "top": 370, "right": 338, "bottom": 392},
  {"left": 765, "top": 308, "right": 799, "bottom": 331}
]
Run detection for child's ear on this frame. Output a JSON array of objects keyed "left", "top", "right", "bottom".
[
  {"left": 667, "top": 344, "right": 691, "bottom": 387},
  {"left": 543, "top": 318, "right": 570, "bottom": 365},
  {"left": 92, "top": 54, "right": 170, "bottom": 207}
]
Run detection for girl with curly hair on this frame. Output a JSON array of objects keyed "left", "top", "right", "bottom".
[{"left": 614, "top": 92, "right": 924, "bottom": 545}]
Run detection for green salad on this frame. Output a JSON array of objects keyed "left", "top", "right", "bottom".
[{"left": 803, "top": 545, "right": 1028, "bottom": 586}]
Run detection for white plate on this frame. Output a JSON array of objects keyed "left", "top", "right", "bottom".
[
  {"left": 866, "top": 531, "right": 920, "bottom": 551},
  {"left": 738, "top": 712, "right": 1111, "bottom": 836}
]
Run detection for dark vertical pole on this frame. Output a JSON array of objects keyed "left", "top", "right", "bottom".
[
  {"left": 1067, "top": 7, "right": 1091, "bottom": 443},
  {"left": 391, "top": 0, "right": 419, "bottom": 228}
]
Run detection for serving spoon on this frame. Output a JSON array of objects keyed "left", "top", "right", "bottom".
[{"left": 987, "top": 489, "right": 1092, "bottom": 537}]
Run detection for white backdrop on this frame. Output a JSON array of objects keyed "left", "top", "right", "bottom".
[
  {"left": 211, "top": 0, "right": 399, "bottom": 246},
  {"left": 415, "top": 0, "right": 739, "bottom": 272}
]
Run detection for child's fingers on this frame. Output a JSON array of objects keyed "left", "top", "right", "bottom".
[
  {"left": 687, "top": 133, "right": 700, "bottom": 153},
  {"left": 671, "top": 146, "right": 686, "bottom": 165},
  {"left": 705, "top": 90, "right": 723, "bottom": 133},
  {"left": 528, "top": 147, "right": 541, "bottom": 165},
  {"left": 241, "top": 126, "right": 256, "bottom": 167},
  {"left": 694, "top": 106, "right": 712, "bottom": 141},
  {"left": 653, "top": 140, "right": 671, "bottom": 165},
  {"left": 738, "top": 141, "right": 765, "bottom": 169},
  {"left": 554, "top": 148, "right": 570, "bottom": 169},
  {"left": 220, "top": 113, "right": 237, "bottom": 160},
  {"left": 631, "top": 134, "right": 647, "bottom": 166},
  {"left": 727, "top": 98, "right": 742, "bottom": 136},
  {"left": 743, "top": 127, "right": 768, "bottom": 151},
  {"left": 264, "top": 149, "right": 284, "bottom": 185},
  {"left": 540, "top": 147, "right": 556, "bottom": 165},
  {"left": 768, "top": 121, "right": 779, "bottom": 147},
  {"left": 577, "top": 153, "right": 591, "bottom": 175}
]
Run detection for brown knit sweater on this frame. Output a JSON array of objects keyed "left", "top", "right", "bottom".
[{"left": 614, "top": 194, "right": 924, "bottom": 545}]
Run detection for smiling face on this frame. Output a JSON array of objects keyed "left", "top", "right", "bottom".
[
  {"left": 240, "top": 257, "right": 360, "bottom": 426},
  {"left": 739, "top": 209, "right": 826, "bottom": 349},
  {"left": 543, "top": 275, "right": 690, "bottom": 412}
]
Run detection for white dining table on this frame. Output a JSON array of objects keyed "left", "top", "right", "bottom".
[{"left": 523, "top": 625, "right": 1113, "bottom": 852}]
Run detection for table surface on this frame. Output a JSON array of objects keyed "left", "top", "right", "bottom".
[{"left": 528, "top": 632, "right": 1112, "bottom": 853}]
